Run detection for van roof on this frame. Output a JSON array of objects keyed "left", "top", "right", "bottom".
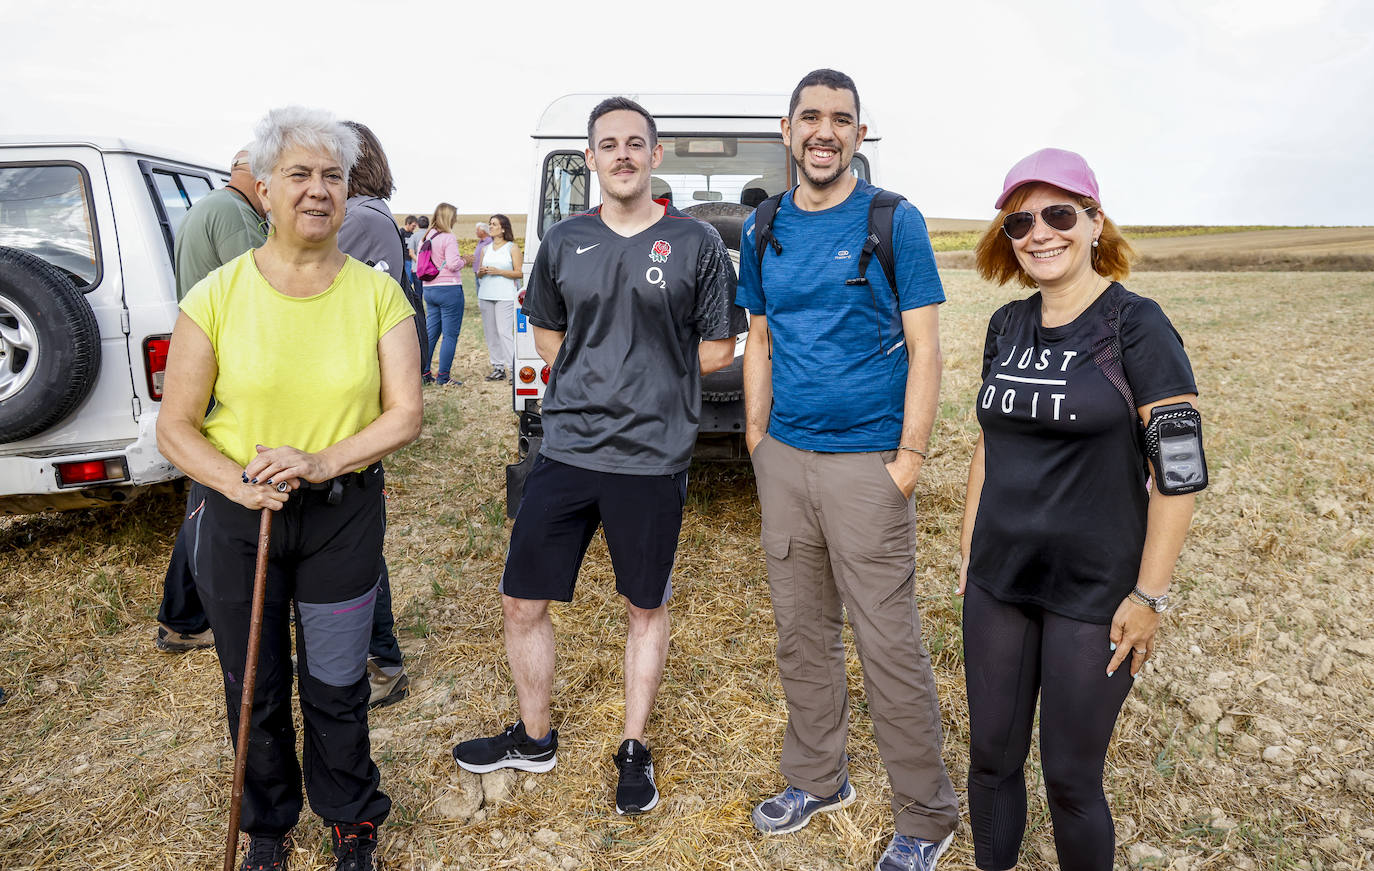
[
  {"left": 534, "top": 93, "right": 882, "bottom": 141},
  {"left": 0, "top": 135, "right": 225, "bottom": 173}
]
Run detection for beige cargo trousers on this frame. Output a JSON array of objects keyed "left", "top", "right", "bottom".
[{"left": 751, "top": 433, "right": 958, "bottom": 841}]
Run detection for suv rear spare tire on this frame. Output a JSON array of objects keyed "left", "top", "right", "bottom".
[{"left": 0, "top": 246, "right": 102, "bottom": 442}]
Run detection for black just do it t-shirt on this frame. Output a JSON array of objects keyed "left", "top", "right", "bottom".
[{"left": 967, "top": 283, "right": 1197, "bottom": 623}]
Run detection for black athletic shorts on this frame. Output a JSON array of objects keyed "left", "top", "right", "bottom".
[{"left": 501, "top": 454, "right": 688, "bottom": 610}]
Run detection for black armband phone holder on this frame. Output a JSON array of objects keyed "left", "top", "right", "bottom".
[{"left": 1144, "top": 402, "right": 1208, "bottom": 495}]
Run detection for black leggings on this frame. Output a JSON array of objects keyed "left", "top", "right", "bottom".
[{"left": 962, "top": 581, "right": 1134, "bottom": 871}]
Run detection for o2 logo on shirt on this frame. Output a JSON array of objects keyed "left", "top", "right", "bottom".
[
  {"left": 645, "top": 266, "right": 667, "bottom": 289},
  {"left": 649, "top": 240, "right": 671, "bottom": 263}
]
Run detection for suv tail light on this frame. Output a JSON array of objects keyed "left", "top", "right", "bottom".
[
  {"left": 56, "top": 457, "right": 129, "bottom": 487},
  {"left": 541, "top": 365, "right": 550, "bottom": 384},
  {"left": 518, "top": 289, "right": 526, "bottom": 306},
  {"left": 518, "top": 366, "right": 536, "bottom": 384},
  {"left": 144, "top": 335, "right": 171, "bottom": 399}
]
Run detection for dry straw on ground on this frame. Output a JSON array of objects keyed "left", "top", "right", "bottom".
[{"left": 3, "top": 268, "right": 1374, "bottom": 870}]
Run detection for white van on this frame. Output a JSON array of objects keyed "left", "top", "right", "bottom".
[
  {"left": 504, "top": 94, "right": 883, "bottom": 513},
  {"left": 0, "top": 137, "right": 227, "bottom": 513}
]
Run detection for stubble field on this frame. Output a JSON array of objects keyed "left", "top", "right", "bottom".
[{"left": 2, "top": 264, "right": 1373, "bottom": 871}]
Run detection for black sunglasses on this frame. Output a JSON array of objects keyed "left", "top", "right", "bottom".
[{"left": 1001, "top": 204, "right": 1096, "bottom": 240}]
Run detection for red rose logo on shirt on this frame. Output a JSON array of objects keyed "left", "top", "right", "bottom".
[{"left": 649, "top": 240, "right": 671, "bottom": 263}]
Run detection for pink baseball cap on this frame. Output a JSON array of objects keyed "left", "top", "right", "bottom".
[{"left": 994, "top": 147, "right": 1100, "bottom": 209}]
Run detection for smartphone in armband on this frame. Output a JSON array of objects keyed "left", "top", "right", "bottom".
[{"left": 1145, "top": 402, "right": 1208, "bottom": 495}]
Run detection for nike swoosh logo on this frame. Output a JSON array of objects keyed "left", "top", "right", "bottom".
[{"left": 576, "top": 244, "right": 600, "bottom": 254}]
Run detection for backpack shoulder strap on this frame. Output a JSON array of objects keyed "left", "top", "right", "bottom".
[
  {"left": 751, "top": 191, "right": 787, "bottom": 275},
  {"left": 1089, "top": 283, "right": 1136, "bottom": 414},
  {"left": 854, "top": 188, "right": 906, "bottom": 299},
  {"left": 1089, "top": 284, "right": 1150, "bottom": 471}
]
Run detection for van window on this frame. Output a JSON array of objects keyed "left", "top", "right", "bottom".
[
  {"left": 538, "top": 152, "right": 589, "bottom": 239},
  {"left": 0, "top": 163, "right": 99, "bottom": 287},
  {"left": 653, "top": 138, "right": 787, "bottom": 209},
  {"left": 851, "top": 154, "right": 870, "bottom": 181}
]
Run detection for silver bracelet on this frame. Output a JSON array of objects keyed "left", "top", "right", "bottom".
[{"left": 899, "top": 445, "right": 928, "bottom": 459}]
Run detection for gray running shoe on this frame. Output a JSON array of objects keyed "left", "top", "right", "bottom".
[
  {"left": 751, "top": 778, "right": 855, "bottom": 835},
  {"left": 873, "top": 832, "right": 955, "bottom": 871}
]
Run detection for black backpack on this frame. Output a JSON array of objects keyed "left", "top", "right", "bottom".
[{"left": 752, "top": 187, "right": 906, "bottom": 297}]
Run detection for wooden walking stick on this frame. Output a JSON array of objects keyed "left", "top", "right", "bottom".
[{"left": 224, "top": 507, "right": 274, "bottom": 871}]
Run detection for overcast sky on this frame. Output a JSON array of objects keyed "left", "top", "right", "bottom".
[{"left": 4, "top": 0, "right": 1369, "bottom": 226}]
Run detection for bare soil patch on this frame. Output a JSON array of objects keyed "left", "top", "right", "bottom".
[{"left": 2, "top": 270, "right": 1373, "bottom": 870}]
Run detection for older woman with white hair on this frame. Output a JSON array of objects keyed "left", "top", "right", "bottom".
[{"left": 157, "top": 105, "right": 421, "bottom": 871}]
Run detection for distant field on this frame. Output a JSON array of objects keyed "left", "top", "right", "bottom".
[
  {"left": 933, "top": 225, "right": 1374, "bottom": 271},
  {"left": 399, "top": 213, "right": 1374, "bottom": 271}
]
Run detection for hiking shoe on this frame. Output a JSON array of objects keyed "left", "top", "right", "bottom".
[
  {"left": 330, "top": 822, "right": 377, "bottom": 871},
  {"left": 452, "top": 720, "right": 557, "bottom": 773},
  {"left": 241, "top": 831, "right": 292, "bottom": 870},
  {"left": 613, "top": 738, "right": 659, "bottom": 815},
  {"left": 156, "top": 622, "right": 215, "bottom": 652},
  {"left": 873, "top": 832, "right": 955, "bottom": 871},
  {"left": 366, "top": 659, "right": 409, "bottom": 709},
  {"left": 422, "top": 371, "right": 435, "bottom": 385},
  {"left": 751, "top": 778, "right": 855, "bottom": 835},
  {"left": 484, "top": 366, "right": 505, "bottom": 381}
]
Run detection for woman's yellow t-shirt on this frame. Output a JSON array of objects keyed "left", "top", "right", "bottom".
[{"left": 180, "top": 252, "right": 414, "bottom": 468}]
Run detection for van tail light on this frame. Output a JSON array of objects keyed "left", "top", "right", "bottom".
[
  {"left": 144, "top": 335, "right": 171, "bottom": 399},
  {"left": 541, "top": 365, "right": 550, "bottom": 384},
  {"left": 518, "top": 290, "right": 526, "bottom": 306},
  {"left": 518, "top": 366, "right": 537, "bottom": 384},
  {"left": 56, "top": 457, "right": 129, "bottom": 487}
]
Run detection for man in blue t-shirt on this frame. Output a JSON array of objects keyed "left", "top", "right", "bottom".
[{"left": 736, "top": 70, "right": 958, "bottom": 871}]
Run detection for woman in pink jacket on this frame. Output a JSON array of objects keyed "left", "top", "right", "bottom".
[{"left": 420, "top": 202, "right": 467, "bottom": 385}]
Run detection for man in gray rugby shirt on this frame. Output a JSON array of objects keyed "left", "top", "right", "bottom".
[{"left": 453, "top": 96, "right": 744, "bottom": 816}]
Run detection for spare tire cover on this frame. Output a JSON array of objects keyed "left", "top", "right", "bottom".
[{"left": 0, "top": 246, "right": 102, "bottom": 442}]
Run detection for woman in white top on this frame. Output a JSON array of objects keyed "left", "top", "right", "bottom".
[{"left": 475, "top": 213, "right": 522, "bottom": 381}]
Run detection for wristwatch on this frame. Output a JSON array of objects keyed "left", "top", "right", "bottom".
[{"left": 1129, "top": 586, "right": 1170, "bottom": 613}]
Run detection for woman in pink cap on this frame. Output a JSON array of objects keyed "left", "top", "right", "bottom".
[{"left": 957, "top": 148, "right": 1205, "bottom": 870}]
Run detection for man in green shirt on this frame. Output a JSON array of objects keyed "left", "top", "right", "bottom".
[
  {"left": 156, "top": 147, "right": 267, "bottom": 652},
  {"left": 173, "top": 148, "right": 266, "bottom": 300}
]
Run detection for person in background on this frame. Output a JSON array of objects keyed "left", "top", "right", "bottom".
[
  {"left": 157, "top": 105, "right": 421, "bottom": 871},
  {"left": 420, "top": 203, "right": 467, "bottom": 386},
  {"left": 154, "top": 146, "right": 267, "bottom": 654},
  {"left": 476, "top": 214, "right": 520, "bottom": 381},
  {"left": 959, "top": 147, "right": 1201, "bottom": 871},
  {"left": 397, "top": 214, "right": 429, "bottom": 372},
  {"left": 472, "top": 221, "right": 492, "bottom": 286},
  {"left": 335, "top": 120, "right": 415, "bottom": 710},
  {"left": 401, "top": 215, "right": 418, "bottom": 305},
  {"left": 407, "top": 215, "right": 428, "bottom": 300}
]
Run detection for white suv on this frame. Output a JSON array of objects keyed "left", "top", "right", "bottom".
[{"left": 0, "top": 136, "right": 226, "bottom": 514}]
